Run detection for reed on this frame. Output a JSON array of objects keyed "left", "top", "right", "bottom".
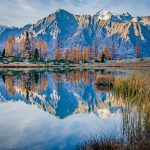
[
  {"left": 78, "top": 71, "right": 150, "bottom": 150},
  {"left": 113, "top": 71, "right": 150, "bottom": 106}
]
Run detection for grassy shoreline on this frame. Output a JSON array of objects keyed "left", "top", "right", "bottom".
[
  {"left": 78, "top": 71, "right": 150, "bottom": 150},
  {"left": 0, "top": 58, "right": 150, "bottom": 68}
]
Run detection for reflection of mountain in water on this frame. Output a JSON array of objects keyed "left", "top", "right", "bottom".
[{"left": 0, "top": 70, "right": 126, "bottom": 119}]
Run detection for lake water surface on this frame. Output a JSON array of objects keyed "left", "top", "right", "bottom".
[{"left": 0, "top": 68, "right": 148, "bottom": 150}]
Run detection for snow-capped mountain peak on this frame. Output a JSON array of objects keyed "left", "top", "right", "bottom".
[
  {"left": 0, "top": 9, "right": 150, "bottom": 58},
  {"left": 94, "top": 9, "right": 112, "bottom": 20},
  {"left": 94, "top": 10, "right": 133, "bottom": 22}
]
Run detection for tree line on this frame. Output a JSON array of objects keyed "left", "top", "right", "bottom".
[
  {"left": 1, "top": 32, "right": 141, "bottom": 62},
  {"left": 53, "top": 41, "right": 141, "bottom": 63},
  {"left": 2, "top": 31, "right": 48, "bottom": 61}
]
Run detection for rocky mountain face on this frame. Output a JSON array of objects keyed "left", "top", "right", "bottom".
[
  {"left": 0, "top": 24, "right": 31, "bottom": 49},
  {"left": 0, "top": 9, "right": 150, "bottom": 58}
]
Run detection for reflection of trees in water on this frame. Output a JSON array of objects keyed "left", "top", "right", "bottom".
[
  {"left": 53, "top": 70, "right": 119, "bottom": 115},
  {"left": 34, "top": 72, "right": 39, "bottom": 84},
  {"left": 2, "top": 70, "right": 114, "bottom": 95},
  {"left": 53, "top": 70, "right": 115, "bottom": 114},
  {"left": 53, "top": 70, "right": 114, "bottom": 89},
  {"left": 2, "top": 75, "right": 16, "bottom": 95},
  {"left": 2, "top": 74, "right": 5, "bottom": 83},
  {"left": 54, "top": 73, "right": 62, "bottom": 92},
  {"left": 25, "top": 77, "right": 31, "bottom": 100},
  {"left": 52, "top": 70, "right": 116, "bottom": 91},
  {"left": 2, "top": 72, "right": 48, "bottom": 100},
  {"left": 1, "top": 69, "right": 121, "bottom": 118}
]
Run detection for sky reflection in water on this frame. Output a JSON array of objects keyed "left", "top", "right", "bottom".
[{"left": 0, "top": 69, "right": 128, "bottom": 150}]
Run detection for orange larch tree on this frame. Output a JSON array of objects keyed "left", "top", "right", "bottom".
[
  {"left": 18, "top": 37, "right": 25, "bottom": 57},
  {"left": 54, "top": 49, "right": 60, "bottom": 60},
  {"left": 71, "top": 49, "right": 77, "bottom": 63},
  {"left": 98, "top": 51, "right": 103, "bottom": 60},
  {"left": 5, "top": 37, "right": 16, "bottom": 57},
  {"left": 41, "top": 41, "right": 48, "bottom": 59},
  {"left": 135, "top": 42, "right": 141, "bottom": 58},
  {"left": 64, "top": 49, "right": 71, "bottom": 61},
  {"left": 54, "top": 40, "right": 62, "bottom": 60},
  {"left": 104, "top": 45, "right": 111, "bottom": 60},
  {"left": 36, "top": 38, "right": 43, "bottom": 59},
  {"left": 83, "top": 46, "right": 89, "bottom": 62}
]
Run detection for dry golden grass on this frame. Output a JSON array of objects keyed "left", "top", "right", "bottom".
[
  {"left": 78, "top": 71, "right": 150, "bottom": 150},
  {"left": 114, "top": 71, "right": 150, "bottom": 106}
]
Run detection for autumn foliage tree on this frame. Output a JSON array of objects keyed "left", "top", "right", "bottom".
[
  {"left": 64, "top": 49, "right": 71, "bottom": 61},
  {"left": 83, "top": 46, "right": 89, "bottom": 62},
  {"left": 36, "top": 38, "right": 43, "bottom": 59},
  {"left": 98, "top": 51, "right": 102, "bottom": 60},
  {"left": 54, "top": 49, "right": 61, "bottom": 60},
  {"left": 5, "top": 36, "right": 15, "bottom": 57},
  {"left": 135, "top": 42, "right": 141, "bottom": 58},
  {"left": 71, "top": 49, "right": 77, "bottom": 63},
  {"left": 19, "top": 37, "right": 25, "bottom": 57},
  {"left": 41, "top": 42, "right": 48, "bottom": 59},
  {"left": 104, "top": 45, "right": 111, "bottom": 60}
]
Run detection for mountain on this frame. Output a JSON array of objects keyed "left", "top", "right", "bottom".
[{"left": 0, "top": 9, "right": 150, "bottom": 58}]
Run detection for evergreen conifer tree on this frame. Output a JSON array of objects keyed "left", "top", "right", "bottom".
[
  {"left": 101, "top": 52, "right": 105, "bottom": 62},
  {"left": 34, "top": 48, "right": 39, "bottom": 61},
  {"left": 2, "top": 49, "right": 5, "bottom": 58},
  {"left": 24, "top": 31, "right": 31, "bottom": 59}
]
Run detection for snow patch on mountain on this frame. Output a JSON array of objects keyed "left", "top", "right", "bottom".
[
  {"left": 94, "top": 9, "right": 112, "bottom": 20},
  {"left": 50, "top": 21, "right": 60, "bottom": 39},
  {"left": 94, "top": 9, "right": 133, "bottom": 23}
]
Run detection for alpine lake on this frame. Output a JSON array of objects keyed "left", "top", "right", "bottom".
[{"left": 0, "top": 67, "right": 149, "bottom": 150}]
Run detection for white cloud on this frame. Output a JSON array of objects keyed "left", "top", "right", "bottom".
[{"left": 0, "top": 0, "right": 149, "bottom": 27}]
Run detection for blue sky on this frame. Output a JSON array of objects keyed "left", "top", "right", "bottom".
[{"left": 0, "top": 0, "right": 149, "bottom": 27}]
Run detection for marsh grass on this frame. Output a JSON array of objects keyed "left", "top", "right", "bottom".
[
  {"left": 77, "top": 136, "right": 150, "bottom": 150},
  {"left": 113, "top": 71, "right": 150, "bottom": 105},
  {"left": 114, "top": 71, "right": 150, "bottom": 146},
  {"left": 78, "top": 71, "right": 150, "bottom": 150},
  {"left": 78, "top": 137, "right": 124, "bottom": 150}
]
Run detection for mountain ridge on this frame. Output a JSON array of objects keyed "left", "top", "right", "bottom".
[{"left": 0, "top": 9, "right": 150, "bottom": 58}]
